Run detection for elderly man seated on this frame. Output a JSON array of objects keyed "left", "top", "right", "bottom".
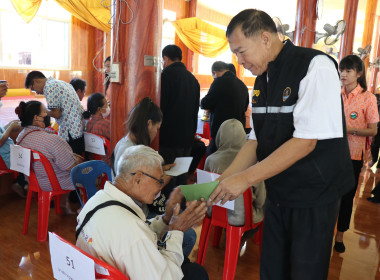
[{"left": 76, "top": 145, "right": 208, "bottom": 280}]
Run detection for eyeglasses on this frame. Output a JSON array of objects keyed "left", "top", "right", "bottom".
[{"left": 130, "top": 171, "right": 164, "bottom": 186}]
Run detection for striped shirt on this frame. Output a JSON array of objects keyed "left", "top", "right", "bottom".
[{"left": 16, "top": 126, "right": 76, "bottom": 191}]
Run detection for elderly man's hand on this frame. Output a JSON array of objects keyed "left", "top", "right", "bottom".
[
  {"left": 209, "top": 173, "right": 250, "bottom": 205},
  {"left": 162, "top": 187, "right": 183, "bottom": 225},
  {"left": 169, "top": 201, "right": 207, "bottom": 232},
  {"left": 0, "top": 81, "right": 8, "bottom": 98}
]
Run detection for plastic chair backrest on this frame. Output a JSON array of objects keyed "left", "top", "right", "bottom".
[
  {"left": 51, "top": 232, "right": 129, "bottom": 280},
  {"left": 70, "top": 160, "right": 112, "bottom": 204},
  {"left": 212, "top": 188, "right": 253, "bottom": 229},
  {"left": 30, "top": 150, "right": 63, "bottom": 192}
]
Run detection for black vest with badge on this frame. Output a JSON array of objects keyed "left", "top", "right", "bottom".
[{"left": 252, "top": 40, "right": 354, "bottom": 208}]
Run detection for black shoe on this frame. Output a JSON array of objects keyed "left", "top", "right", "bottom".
[
  {"left": 367, "top": 196, "right": 380, "bottom": 204},
  {"left": 334, "top": 241, "right": 345, "bottom": 253}
]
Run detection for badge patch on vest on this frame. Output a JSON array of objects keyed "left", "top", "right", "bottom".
[
  {"left": 252, "top": 90, "right": 260, "bottom": 104},
  {"left": 350, "top": 111, "right": 358, "bottom": 120},
  {"left": 283, "top": 87, "right": 291, "bottom": 102}
]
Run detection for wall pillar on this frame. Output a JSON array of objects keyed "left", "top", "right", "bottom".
[{"left": 110, "top": 0, "right": 163, "bottom": 150}]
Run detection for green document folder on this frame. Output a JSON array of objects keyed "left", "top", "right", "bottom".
[{"left": 180, "top": 181, "right": 219, "bottom": 201}]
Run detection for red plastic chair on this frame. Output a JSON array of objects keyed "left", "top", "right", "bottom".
[
  {"left": 50, "top": 232, "right": 129, "bottom": 279},
  {"left": 0, "top": 156, "right": 18, "bottom": 179},
  {"left": 197, "top": 188, "right": 263, "bottom": 280},
  {"left": 23, "top": 149, "right": 71, "bottom": 242},
  {"left": 86, "top": 133, "right": 111, "bottom": 161}
]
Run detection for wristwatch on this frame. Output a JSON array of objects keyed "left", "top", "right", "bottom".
[{"left": 352, "top": 130, "right": 357, "bottom": 135}]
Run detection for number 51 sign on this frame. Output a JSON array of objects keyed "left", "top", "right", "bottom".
[{"left": 49, "top": 232, "right": 95, "bottom": 280}]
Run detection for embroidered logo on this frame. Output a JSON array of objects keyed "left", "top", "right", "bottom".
[
  {"left": 252, "top": 90, "right": 260, "bottom": 104},
  {"left": 350, "top": 111, "right": 358, "bottom": 120},
  {"left": 283, "top": 87, "right": 291, "bottom": 102}
]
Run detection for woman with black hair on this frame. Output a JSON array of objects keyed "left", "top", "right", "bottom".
[
  {"left": 113, "top": 97, "right": 164, "bottom": 172},
  {"left": 84, "top": 93, "right": 111, "bottom": 164},
  {"left": 15, "top": 100, "right": 83, "bottom": 213},
  {"left": 334, "top": 55, "right": 379, "bottom": 253}
]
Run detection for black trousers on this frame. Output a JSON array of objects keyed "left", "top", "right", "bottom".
[
  {"left": 336, "top": 159, "right": 363, "bottom": 232},
  {"left": 68, "top": 133, "right": 85, "bottom": 156},
  {"left": 371, "top": 123, "right": 380, "bottom": 167},
  {"left": 260, "top": 199, "right": 340, "bottom": 280},
  {"left": 181, "top": 258, "right": 209, "bottom": 280}
]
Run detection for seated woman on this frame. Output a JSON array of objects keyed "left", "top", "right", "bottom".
[
  {"left": 113, "top": 97, "right": 196, "bottom": 258},
  {"left": 76, "top": 145, "right": 208, "bottom": 280},
  {"left": 83, "top": 93, "right": 111, "bottom": 165},
  {"left": 205, "top": 119, "right": 265, "bottom": 227},
  {"left": 15, "top": 100, "right": 83, "bottom": 213}
]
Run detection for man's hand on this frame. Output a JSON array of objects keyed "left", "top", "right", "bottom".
[
  {"left": 0, "top": 81, "right": 8, "bottom": 98},
  {"left": 163, "top": 163, "right": 176, "bottom": 171},
  {"left": 209, "top": 172, "right": 250, "bottom": 205},
  {"left": 169, "top": 201, "right": 207, "bottom": 232},
  {"left": 162, "top": 187, "right": 183, "bottom": 225}
]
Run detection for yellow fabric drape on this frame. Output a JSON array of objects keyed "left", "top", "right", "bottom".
[
  {"left": 10, "top": 0, "right": 42, "bottom": 23},
  {"left": 54, "top": 0, "right": 111, "bottom": 32},
  {"left": 10, "top": 0, "right": 111, "bottom": 32},
  {"left": 171, "top": 17, "right": 229, "bottom": 58}
]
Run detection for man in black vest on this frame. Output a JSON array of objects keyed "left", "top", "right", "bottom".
[
  {"left": 201, "top": 61, "right": 248, "bottom": 156},
  {"left": 209, "top": 9, "right": 354, "bottom": 280}
]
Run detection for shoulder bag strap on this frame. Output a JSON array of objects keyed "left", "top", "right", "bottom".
[{"left": 75, "top": 200, "right": 141, "bottom": 240}]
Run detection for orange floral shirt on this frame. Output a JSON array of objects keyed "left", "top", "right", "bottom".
[{"left": 342, "top": 85, "right": 379, "bottom": 160}]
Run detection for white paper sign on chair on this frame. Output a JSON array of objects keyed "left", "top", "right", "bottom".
[
  {"left": 49, "top": 232, "right": 95, "bottom": 280},
  {"left": 10, "top": 144, "right": 31, "bottom": 176},
  {"left": 84, "top": 132, "right": 105, "bottom": 156}
]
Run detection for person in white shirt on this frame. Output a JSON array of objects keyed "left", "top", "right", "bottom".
[{"left": 76, "top": 145, "right": 209, "bottom": 280}]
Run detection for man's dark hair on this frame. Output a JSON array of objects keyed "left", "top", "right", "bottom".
[
  {"left": 25, "top": 71, "right": 46, "bottom": 89},
  {"left": 162, "top": 45, "right": 182, "bottom": 61},
  {"left": 226, "top": 9, "right": 277, "bottom": 38},
  {"left": 70, "top": 78, "right": 87, "bottom": 92},
  {"left": 211, "top": 61, "right": 229, "bottom": 73},
  {"left": 228, "top": 63, "right": 237, "bottom": 75},
  {"left": 339, "top": 55, "right": 367, "bottom": 92}
]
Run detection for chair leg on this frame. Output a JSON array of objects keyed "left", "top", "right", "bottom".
[
  {"left": 196, "top": 216, "right": 212, "bottom": 265},
  {"left": 37, "top": 192, "right": 53, "bottom": 242},
  {"left": 212, "top": 226, "right": 223, "bottom": 247},
  {"left": 22, "top": 189, "right": 34, "bottom": 235},
  {"left": 223, "top": 226, "right": 243, "bottom": 280},
  {"left": 54, "top": 195, "right": 62, "bottom": 214}
]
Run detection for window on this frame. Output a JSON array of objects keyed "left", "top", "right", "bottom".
[
  {"left": 162, "top": 9, "right": 176, "bottom": 51},
  {"left": 0, "top": 1, "right": 71, "bottom": 69}
]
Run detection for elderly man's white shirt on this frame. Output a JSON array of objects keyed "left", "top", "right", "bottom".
[{"left": 76, "top": 181, "right": 184, "bottom": 279}]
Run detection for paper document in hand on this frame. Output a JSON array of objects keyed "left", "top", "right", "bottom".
[
  {"left": 196, "top": 169, "right": 235, "bottom": 211},
  {"left": 180, "top": 181, "right": 219, "bottom": 201},
  {"left": 165, "top": 157, "right": 193, "bottom": 176}
]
